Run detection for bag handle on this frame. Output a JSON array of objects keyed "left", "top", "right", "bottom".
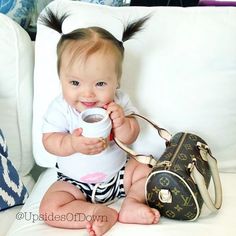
[
  {"left": 114, "top": 113, "right": 172, "bottom": 167},
  {"left": 188, "top": 143, "right": 222, "bottom": 211},
  {"left": 115, "top": 113, "right": 222, "bottom": 212}
]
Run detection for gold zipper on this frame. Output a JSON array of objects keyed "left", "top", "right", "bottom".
[
  {"left": 157, "top": 133, "right": 188, "bottom": 170},
  {"left": 155, "top": 160, "right": 172, "bottom": 169}
]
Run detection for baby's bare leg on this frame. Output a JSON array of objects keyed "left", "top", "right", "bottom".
[
  {"left": 119, "top": 159, "right": 160, "bottom": 224},
  {"left": 40, "top": 181, "right": 118, "bottom": 235}
]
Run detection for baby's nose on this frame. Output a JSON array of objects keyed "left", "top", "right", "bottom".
[{"left": 82, "top": 87, "right": 95, "bottom": 97}]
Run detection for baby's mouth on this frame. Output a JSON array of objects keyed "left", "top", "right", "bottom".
[{"left": 81, "top": 101, "right": 97, "bottom": 108}]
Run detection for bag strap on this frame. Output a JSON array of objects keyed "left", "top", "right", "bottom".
[
  {"left": 188, "top": 142, "right": 222, "bottom": 211},
  {"left": 114, "top": 113, "right": 172, "bottom": 167},
  {"left": 115, "top": 113, "right": 222, "bottom": 212}
]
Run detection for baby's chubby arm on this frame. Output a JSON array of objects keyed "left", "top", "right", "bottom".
[
  {"left": 106, "top": 102, "right": 140, "bottom": 145},
  {"left": 42, "top": 129, "right": 106, "bottom": 157}
]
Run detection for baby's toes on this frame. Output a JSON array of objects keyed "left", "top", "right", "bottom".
[{"left": 151, "top": 208, "right": 160, "bottom": 224}]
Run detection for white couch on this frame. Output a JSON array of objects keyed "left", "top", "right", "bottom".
[
  {"left": 0, "top": 11, "right": 35, "bottom": 235},
  {"left": 1, "top": 1, "right": 236, "bottom": 235}
]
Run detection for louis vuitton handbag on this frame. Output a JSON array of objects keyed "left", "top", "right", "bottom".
[{"left": 115, "top": 114, "right": 222, "bottom": 221}]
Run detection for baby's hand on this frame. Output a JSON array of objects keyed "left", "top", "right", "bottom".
[
  {"left": 106, "top": 102, "right": 125, "bottom": 129},
  {"left": 71, "top": 128, "right": 107, "bottom": 155}
]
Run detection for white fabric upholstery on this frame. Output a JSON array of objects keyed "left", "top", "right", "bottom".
[
  {"left": 0, "top": 13, "right": 35, "bottom": 236},
  {"left": 33, "top": 0, "right": 236, "bottom": 172},
  {"left": 0, "top": 13, "right": 34, "bottom": 176},
  {"left": 1, "top": 1, "right": 235, "bottom": 235},
  {"left": 7, "top": 168, "right": 236, "bottom": 236}
]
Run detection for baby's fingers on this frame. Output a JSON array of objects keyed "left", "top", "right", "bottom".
[
  {"left": 86, "top": 138, "right": 108, "bottom": 154},
  {"left": 72, "top": 128, "right": 83, "bottom": 136}
]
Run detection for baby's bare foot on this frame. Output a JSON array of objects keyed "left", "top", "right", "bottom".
[
  {"left": 86, "top": 205, "right": 118, "bottom": 236},
  {"left": 119, "top": 198, "right": 160, "bottom": 224}
]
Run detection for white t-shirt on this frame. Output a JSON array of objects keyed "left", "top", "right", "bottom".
[{"left": 42, "top": 89, "right": 138, "bottom": 184}]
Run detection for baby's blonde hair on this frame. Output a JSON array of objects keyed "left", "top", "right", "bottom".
[
  {"left": 39, "top": 8, "right": 150, "bottom": 86},
  {"left": 57, "top": 27, "right": 124, "bottom": 83}
]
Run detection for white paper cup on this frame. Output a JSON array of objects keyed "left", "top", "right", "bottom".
[{"left": 79, "top": 108, "right": 112, "bottom": 138}]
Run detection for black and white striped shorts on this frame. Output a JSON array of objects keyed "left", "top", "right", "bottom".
[{"left": 57, "top": 164, "right": 126, "bottom": 204}]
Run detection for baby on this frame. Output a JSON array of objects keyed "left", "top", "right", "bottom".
[{"left": 39, "top": 9, "right": 160, "bottom": 236}]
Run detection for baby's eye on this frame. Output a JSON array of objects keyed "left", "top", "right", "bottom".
[
  {"left": 70, "top": 81, "right": 80, "bottom": 86},
  {"left": 96, "top": 82, "right": 107, "bottom": 87}
]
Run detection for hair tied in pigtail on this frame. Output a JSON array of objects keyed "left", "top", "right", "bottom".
[
  {"left": 39, "top": 7, "right": 69, "bottom": 34},
  {"left": 122, "top": 15, "right": 151, "bottom": 42}
]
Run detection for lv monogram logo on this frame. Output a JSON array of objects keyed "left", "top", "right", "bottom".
[
  {"left": 159, "top": 177, "right": 170, "bottom": 187},
  {"left": 181, "top": 195, "right": 194, "bottom": 207},
  {"left": 179, "top": 153, "right": 188, "bottom": 161}
]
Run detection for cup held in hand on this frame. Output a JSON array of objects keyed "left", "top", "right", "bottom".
[{"left": 80, "top": 108, "right": 112, "bottom": 139}]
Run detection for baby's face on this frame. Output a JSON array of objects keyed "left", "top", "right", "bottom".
[{"left": 59, "top": 51, "right": 119, "bottom": 112}]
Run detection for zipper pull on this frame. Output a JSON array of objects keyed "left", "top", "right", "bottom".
[{"left": 156, "top": 160, "right": 172, "bottom": 169}]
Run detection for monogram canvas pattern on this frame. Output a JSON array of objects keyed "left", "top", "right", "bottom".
[
  {"left": 146, "top": 132, "right": 211, "bottom": 220},
  {"left": 0, "top": 129, "right": 28, "bottom": 211}
]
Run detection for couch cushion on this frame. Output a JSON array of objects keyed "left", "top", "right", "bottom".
[
  {"left": 0, "top": 13, "right": 34, "bottom": 176},
  {"left": 33, "top": 0, "right": 236, "bottom": 172},
  {"left": 7, "top": 168, "right": 236, "bottom": 236}
]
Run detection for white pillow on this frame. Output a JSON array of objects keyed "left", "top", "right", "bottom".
[
  {"left": 0, "top": 13, "right": 34, "bottom": 176},
  {"left": 33, "top": 0, "right": 236, "bottom": 172}
]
